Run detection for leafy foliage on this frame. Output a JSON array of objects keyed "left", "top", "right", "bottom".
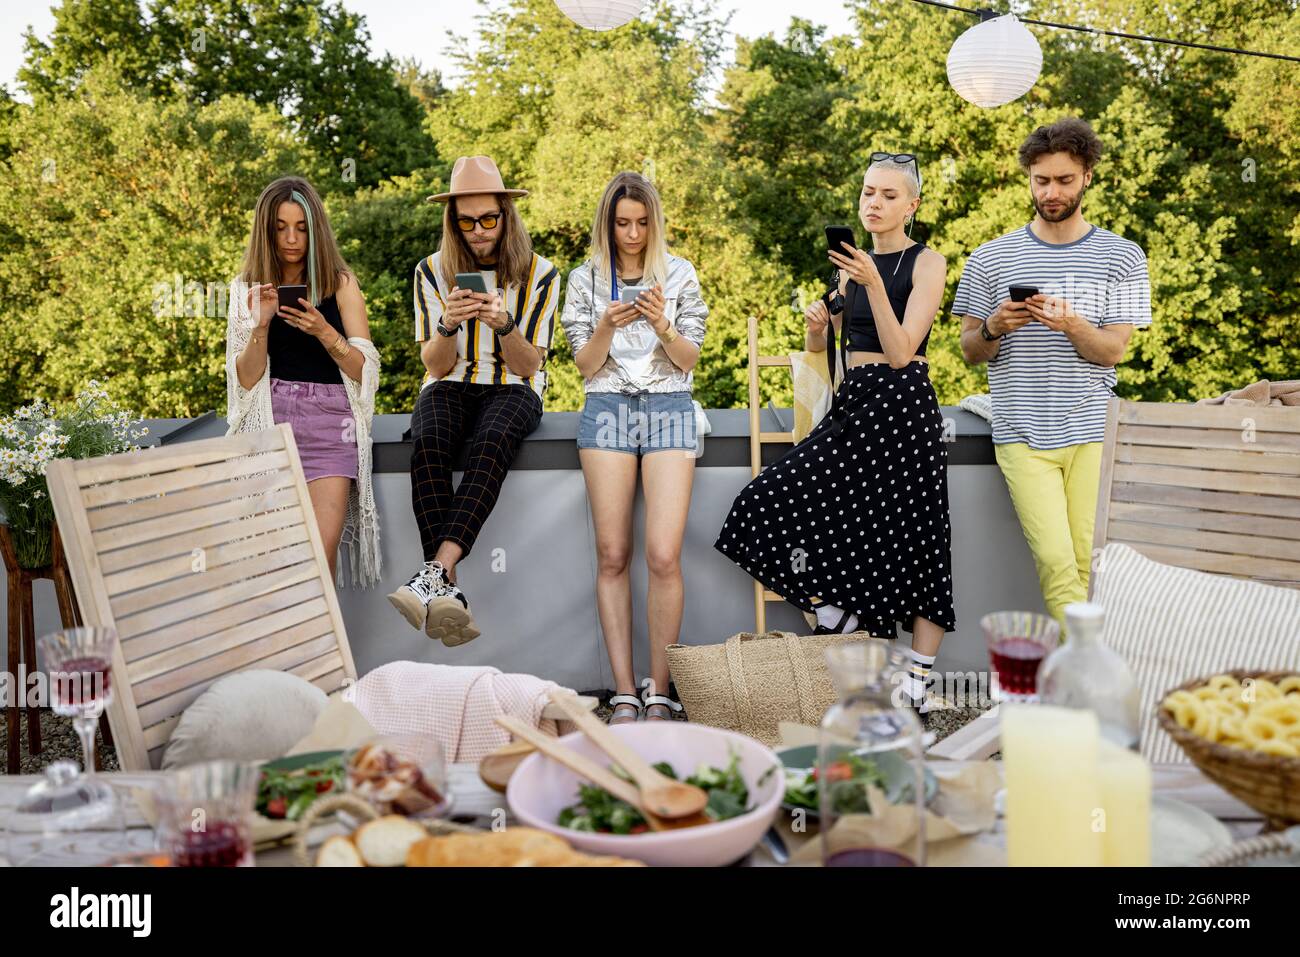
[{"left": 1, "top": 0, "right": 1296, "bottom": 421}]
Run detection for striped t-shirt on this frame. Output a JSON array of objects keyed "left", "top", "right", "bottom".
[
  {"left": 952, "top": 224, "right": 1151, "bottom": 450},
  {"left": 413, "top": 250, "right": 560, "bottom": 399}
]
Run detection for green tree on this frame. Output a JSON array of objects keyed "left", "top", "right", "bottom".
[
  {"left": 0, "top": 65, "right": 317, "bottom": 416},
  {"left": 331, "top": 167, "right": 451, "bottom": 415},
  {"left": 427, "top": 0, "right": 799, "bottom": 412},
  {"left": 20, "top": 0, "right": 431, "bottom": 190}
]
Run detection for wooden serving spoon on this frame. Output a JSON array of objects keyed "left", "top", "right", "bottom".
[
  {"left": 546, "top": 689, "right": 709, "bottom": 820},
  {"left": 495, "top": 715, "right": 668, "bottom": 832},
  {"left": 478, "top": 738, "right": 536, "bottom": 793}
]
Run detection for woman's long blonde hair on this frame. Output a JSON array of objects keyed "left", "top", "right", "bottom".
[
  {"left": 437, "top": 194, "right": 534, "bottom": 290},
  {"left": 588, "top": 172, "right": 669, "bottom": 290},
  {"left": 238, "top": 176, "right": 351, "bottom": 304}
]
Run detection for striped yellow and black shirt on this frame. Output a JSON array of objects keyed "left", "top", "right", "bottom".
[{"left": 413, "top": 250, "right": 561, "bottom": 400}]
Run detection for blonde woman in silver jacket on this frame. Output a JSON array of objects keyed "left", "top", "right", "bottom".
[{"left": 561, "top": 172, "right": 709, "bottom": 724}]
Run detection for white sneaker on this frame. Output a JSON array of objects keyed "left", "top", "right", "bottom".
[
  {"left": 388, "top": 561, "right": 443, "bottom": 630},
  {"left": 387, "top": 560, "right": 481, "bottom": 646}
]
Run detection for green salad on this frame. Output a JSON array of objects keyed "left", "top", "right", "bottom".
[
  {"left": 558, "top": 752, "right": 761, "bottom": 835},
  {"left": 256, "top": 755, "right": 346, "bottom": 821},
  {"left": 784, "top": 754, "right": 889, "bottom": 815}
]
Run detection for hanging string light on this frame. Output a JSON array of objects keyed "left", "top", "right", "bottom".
[
  {"left": 915, "top": 0, "right": 1300, "bottom": 108},
  {"left": 553, "top": 1, "right": 647, "bottom": 31},
  {"left": 946, "top": 12, "right": 1042, "bottom": 108}
]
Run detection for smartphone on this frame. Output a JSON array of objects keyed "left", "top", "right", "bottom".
[
  {"left": 1009, "top": 285, "right": 1040, "bottom": 302},
  {"left": 619, "top": 285, "right": 651, "bottom": 305},
  {"left": 454, "top": 272, "right": 489, "bottom": 294},
  {"left": 825, "top": 225, "right": 857, "bottom": 257},
  {"left": 277, "top": 284, "right": 308, "bottom": 313}
]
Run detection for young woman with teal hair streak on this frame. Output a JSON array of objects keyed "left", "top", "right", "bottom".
[{"left": 225, "top": 176, "right": 384, "bottom": 587}]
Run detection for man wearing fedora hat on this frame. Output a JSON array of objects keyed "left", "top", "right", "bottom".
[{"left": 388, "top": 155, "right": 560, "bottom": 646}]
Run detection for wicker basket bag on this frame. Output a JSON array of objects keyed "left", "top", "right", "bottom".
[
  {"left": 666, "top": 630, "right": 878, "bottom": 747},
  {"left": 1156, "top": 669, "right": 1300, "bottom": 827}
]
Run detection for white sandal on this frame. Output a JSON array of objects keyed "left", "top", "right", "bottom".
[
  {"left": 608, "top": 693, "right": 643, "bottom": 725},
  {"left": 640, "top": 678, "right": 684, "bottom": 722}
]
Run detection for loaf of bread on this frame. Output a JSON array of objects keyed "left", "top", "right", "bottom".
[
  {"left": 405, "top": 827, "right": 644, "bottom": 867},
  {"left": 352, "top": 815, "right": 428, "bottom": 867},
  {"left": 316, "top": 835, "right": 364, "bottom": 867}
]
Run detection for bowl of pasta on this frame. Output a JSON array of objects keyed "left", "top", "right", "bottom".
[{"left": 1158, "top": 670, "right": 1300, "bottom": 826}]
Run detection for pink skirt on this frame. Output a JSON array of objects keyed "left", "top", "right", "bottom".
[{"left": 270, "top": 378, "right": 359, "bottom": 482}]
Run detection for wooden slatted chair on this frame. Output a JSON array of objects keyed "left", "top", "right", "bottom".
[
  {"left": 746, "top": 314, "right": 797, "bottom": 632},
  {"left": 1092, "top": 398, "right": 1300, "bottom": 590},
  {"left": 933, "top": 398, "right": 1300, "bottom": 763},
  {"left": 45, "top": 424, "right": 357, "bottom": 770}
]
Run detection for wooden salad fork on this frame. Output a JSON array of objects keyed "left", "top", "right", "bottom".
[
  {"left": 546, "top": 689, "right": 709, "bottom": 821},
  {"left": 495, "top": 715, "right": 669, "bottom": 832}
]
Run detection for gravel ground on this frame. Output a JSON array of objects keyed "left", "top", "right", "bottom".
[
  {"left": 0, "top": 709, "right": 119, "bottom": 776},
  {"left": 1, "top": 693, "right": 994, "bottom": 778}
]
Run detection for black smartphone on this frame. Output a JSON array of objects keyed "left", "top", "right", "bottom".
[
  {"left": 825, "top": 225, "right": 857, "bottom": 257},
  {"left": 277, "top": 284, "right": 307, "bottom": 314},
  {"left": 454, "top": 272, "right": 489, "bottom": 294},
  {"left": 1009, "top": 285, "right": 1040, "bottom": 302}
]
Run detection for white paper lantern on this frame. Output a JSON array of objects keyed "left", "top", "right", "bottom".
[
  {"left": 554, "top": 0, "right": 647, "bottom": 31},
  {"left": 946, "top": 14, "right": 1043, "bottom": 108}
]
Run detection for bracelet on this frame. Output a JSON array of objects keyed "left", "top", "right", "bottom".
[
  {"left": 657, "top": 324, "right": 679, "bottom": 344},
  {"left": 328, "top": 335, "right": 351, "bottom": 360},
  {"left": 497, "top": 316, "right": 517, "bottom": 337}
]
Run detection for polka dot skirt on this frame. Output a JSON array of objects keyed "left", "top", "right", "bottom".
[{"left": 714, "top": 362, "right": 956, "bottom": 635}]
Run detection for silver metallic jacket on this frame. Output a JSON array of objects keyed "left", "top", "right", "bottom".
[{"left": 560, "top": 255, "right": 709, "bottom": 394}]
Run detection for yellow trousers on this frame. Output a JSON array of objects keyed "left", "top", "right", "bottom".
[{"left": 993, "top": 441, "right": 1103, "bottom": 624}]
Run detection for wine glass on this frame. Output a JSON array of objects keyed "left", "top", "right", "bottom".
[
  {"left": 154, "top": 760, "right": 259, "bottom": 867},
  {"left": 980, "top": 611, "right": 1060, "bottom": 703},
  {"left": 38, "top": 627, "right": 117, "bottom": 776}
]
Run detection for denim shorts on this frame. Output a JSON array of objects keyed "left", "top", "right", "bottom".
[
  {"left": 270, "top": 378, "right": 358, "bottom": 482},
  {"left": 577, "top": 391, "right": 697, "bottom": 455}
]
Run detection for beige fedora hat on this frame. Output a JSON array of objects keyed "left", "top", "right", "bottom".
[{"left": 427, "top": 155, "right": 528, "bottom": 203}]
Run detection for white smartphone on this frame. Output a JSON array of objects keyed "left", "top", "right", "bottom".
[{"left": 619, "top": 285, "right": 651, "bottom": 305}]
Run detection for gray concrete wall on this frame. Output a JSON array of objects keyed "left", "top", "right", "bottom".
[{"left": 1, "top": 409, "right": 1047, "bottom": 690}]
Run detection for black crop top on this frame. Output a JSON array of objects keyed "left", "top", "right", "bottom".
[
  {"left": 268, "top": 293, "right": 346, "bottom": 384},
  {"left": 844, "top": 242, "right": 929, "bottom": 357}
]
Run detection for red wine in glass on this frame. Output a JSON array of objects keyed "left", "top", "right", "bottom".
[
  {"left": 825, "top": 847, "right": 916, "bottom": 867},
  {"left": 52, "top": 657, "right": 112, "bottom": 714},
  {"left": 990, "top": 638, "right": 1047, "bottom": 698},
  {"left": 169, "top": 821, "right": 252, "bottom": 867}
]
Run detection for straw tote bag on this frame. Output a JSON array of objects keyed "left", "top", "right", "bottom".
[{"left": 666, "top": 631, "right": 874, "bottom": 747}]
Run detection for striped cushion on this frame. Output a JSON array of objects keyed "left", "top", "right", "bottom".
[{"left": 1093, "top": 543, "right": 1300, "bottom": 764}]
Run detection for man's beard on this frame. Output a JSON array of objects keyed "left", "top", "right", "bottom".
[{"left": 1033, "top": 186, "right": 1085, "bottom": 223}]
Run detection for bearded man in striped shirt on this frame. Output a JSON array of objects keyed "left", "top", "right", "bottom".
[
  {"left": 955, "top": 118, "right": 1152, "bottom": 623},
  {"left": 388, "top": 155, "right": 560, "bottom": 646}
]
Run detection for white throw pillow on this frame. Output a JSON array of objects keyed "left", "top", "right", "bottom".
[
  {"left": 162, "top": 670, "right": 328, "bottom": 769},
  {"left": 1093, "top": 543, "right": 1300, "bottom": 764}
]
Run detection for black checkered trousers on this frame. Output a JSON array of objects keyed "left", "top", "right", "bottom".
[{"left": 409, "top": 380, "right": 543, "bottom": 561}]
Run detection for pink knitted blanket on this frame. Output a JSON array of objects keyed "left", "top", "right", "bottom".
[{"left": 350, "top": 662, "right": 563, "bottom": 762}]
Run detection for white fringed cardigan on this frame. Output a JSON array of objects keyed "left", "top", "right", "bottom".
[{"left": 224, "top": 279, "right": 383, "bottom": 589}]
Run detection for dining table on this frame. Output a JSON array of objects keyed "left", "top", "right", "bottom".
[{"left": 0, "top": 760, "right": 1268, "bottom": 867}]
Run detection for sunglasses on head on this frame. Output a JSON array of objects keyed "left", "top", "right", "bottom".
[
  {"left": 869, "top": 151, "right": 923, "bottom": 191},
  {"left": 456, "top": 211, "right": 501, "bottom": 232}
]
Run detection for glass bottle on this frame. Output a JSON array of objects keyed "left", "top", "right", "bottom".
[
  {"left": 1037, "top": 602, "right": 1141, "bottom": 750},
  {"left": 818, "top": 640, "right": 926, "bottom": 867}
]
